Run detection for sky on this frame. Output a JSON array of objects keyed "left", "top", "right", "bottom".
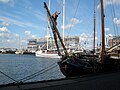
[{"left": 0, "top": 0, "right": 120, "bottom": 49}]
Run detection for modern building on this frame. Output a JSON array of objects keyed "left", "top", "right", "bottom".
[
  {"left": 27, "top": 38, "right": 47, "bottom": 52},
  {"left": 64, "top": 36, "right": 80, "bottom": 47},
  {"left": 27, "top": 39, "right": 37, "bottom": 52},
  {"left": 27, "top": 36, "right": 80, "bottom": 52},
  {"left": 108, "top": 36, "right": 120, "bottom": 47},
  {"left": 107, "top": 36, "right": 120, "bottom": 54}
]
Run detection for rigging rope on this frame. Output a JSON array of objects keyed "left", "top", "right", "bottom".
[
  {"left": 67, "top": 0, "right": 80, "bottom": 37},
  {"left": 17, "top": 62, "right": 58, "bottom": 82},
  {"left": 0, "top": 61, "right": 58, "bottom": 87},
  {"left": 110, "top": 5, "right": 117, "bottom": 36},
  {"left": 22, "top": 64, "right": 58, "bottom": 82},
  {"left": 110, "top": 0, "right": 117, "bottom": 36},
  {"left": 0, "top": 70, "right": 22, "bottom": 90},
  {"left": 98, "top": 0, "right": 102, "bottom": 46},
  {"left": 112, "top": 0, "right": 119, "bottom": 36},
  {"left": 0, "top": 70, "right": 18, "bottom": 83}
]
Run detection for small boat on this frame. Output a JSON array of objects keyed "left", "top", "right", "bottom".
[
  {"left": 0, "top": 49, "right": 6, "bottom": 54},
  {"left": 36, "top": 0, "right": 61, "bottom": 59},
  {"left": 15, "top": 50, "right": 24, "bottom": 54},
  {"left": 35, "top": 50, "right": 61, "bottom": 58}
]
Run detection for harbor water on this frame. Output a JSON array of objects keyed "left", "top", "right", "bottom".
[{"left": 0, "top": 54, "right": 65, "bottom": 85}]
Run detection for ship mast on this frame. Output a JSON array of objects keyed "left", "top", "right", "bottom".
[
  {"left": 93, "top": 0, "right": 96, "bottom": 54},
  {"left": 44, "top": 2, "right": 69, "bottom": 57},
  {"left": 63, "top": 0, "right": 65, "bottom": 42},
  {"left": 100, "top": 0, "right": 106, "bottom": 61},
  {"left": 47, "top": 0, "right": 51, "bottom": 50}
]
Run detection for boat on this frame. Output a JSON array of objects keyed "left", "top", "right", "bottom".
[
  {"left": 0, "top": 2, "right": 120, "bottom": 89},
  {"left": 0, "top": 49, "right": 6, "bottom": 54},
  {"left": 44, "top": 2, "right": 94, "bottom": 76},
  {"left": 35, "top": 45, "right": 61, "bottom": 58},
  {"left": 35, "top": 0, "right": 62, "bottom": 58},
  {"left": 35, "top": 38, "right": 61, "bottom": 58},
  {"left": 35, "top": 36, "right": 61, "bottom": 58},
  {"left": 15, "top": 50, "right": 24, "bottom": 54},
  {"left": 35, "top": 34, "right": 61, "bottom": 58},
  {"left": 35, "top": 43, "right": 61, "bottom": 58},
  {"left": 44, "top": 0, "right": 120, "bottom": 77},
  {"left": 35, "top": 49, "right": 61, "bottom": 58}
]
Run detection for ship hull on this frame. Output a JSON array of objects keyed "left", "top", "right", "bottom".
[
  {"left": 58, "top": 58, "right": 95, "bottom": 77},
  {"left": 35, "top": 50, "right": 61, "bottom": 58},
  {"left": 58, "top": 57, "right": 120, "bottom": 77}
]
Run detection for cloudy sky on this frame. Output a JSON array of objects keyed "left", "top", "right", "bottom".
[{"left": 0, "top": 0, "right": 120, "bottom": 49}]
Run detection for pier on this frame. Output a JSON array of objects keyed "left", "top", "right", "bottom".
[{"left": 0, "top": 71, "right": 120, "bottom": 90}]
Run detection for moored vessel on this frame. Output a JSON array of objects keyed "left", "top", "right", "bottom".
[{"left": 44, "top": 0, "right": 120, "bottom": 77}]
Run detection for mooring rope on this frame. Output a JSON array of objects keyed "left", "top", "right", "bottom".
[
  {"left": 22, "top": 64, "right": 58, "bottom": 82},
  {"left": 17, "top": 62, "right": 58, "bottom": 82},
  {"left": 0, "top": 70, "right": 22, "bottom": 90}
]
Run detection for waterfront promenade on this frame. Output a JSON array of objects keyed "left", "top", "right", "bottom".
[{"left": 0, "top": 71, "right": 120, "bottom": 90}]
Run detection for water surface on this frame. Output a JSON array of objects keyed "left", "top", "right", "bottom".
[{"left": 0, "top": 54, "right": 65, "bottom": 84}]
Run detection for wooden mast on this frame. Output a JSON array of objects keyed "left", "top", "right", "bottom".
[
  {"left": 62, "top": 0, "right": 65, "bottom": 42},
  {"left": 44, "top": 2, "right": 69, "bottom": 57},
  {"left": 47, "top": 0, "right": 51, "bottom": 50},
  {"left": 93, "top": 0, "right": 96, "bottom": 54},
  {"left": 100, "top": 0, "right": 106, "bottom": 61}
]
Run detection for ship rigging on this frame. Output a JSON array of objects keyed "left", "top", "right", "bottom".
[{"left": 44, "top": 0, "right": 120, "bottom": 77}]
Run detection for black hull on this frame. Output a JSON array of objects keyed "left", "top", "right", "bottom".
[
  {"left": 58, "top": 57, "right": 120, "bottom": 77},
  {"left": 58, "top": 61, "right": 91, "bottom": 77},
  {"left": 58, "top": 58, "right": 96, "bottom": 77}
]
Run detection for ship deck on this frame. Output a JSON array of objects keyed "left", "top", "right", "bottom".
[{"left": 0, "top": 71, "right": 120, "bottom": 90}]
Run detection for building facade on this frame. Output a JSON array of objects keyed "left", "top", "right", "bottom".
[
  {"left": 108, "top": 36, "right": 120, "bottom": 47},
  {"left": 27, "top": 36, "right": 80, "bottom": 52},
  {"left": 64, "top": 36, "right": 79, "bottom": 47},
  {"left": 27, "top": 38, "right": 47, "bottom": 52}
]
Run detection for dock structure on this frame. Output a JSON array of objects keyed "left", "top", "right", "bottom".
[{"left": 0, "top": 71, "right": 120, "bottom": 90}]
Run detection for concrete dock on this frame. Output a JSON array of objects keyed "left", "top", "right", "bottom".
[{"left": 0, "top": 71, "right": 120, "bottom": 90}]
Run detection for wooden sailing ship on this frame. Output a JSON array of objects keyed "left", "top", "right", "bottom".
[{"left": 44, "top": 0, "right": 120, "bottom": 77}]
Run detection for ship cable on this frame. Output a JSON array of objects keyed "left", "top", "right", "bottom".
[
  {"left": 67, "top": 0, "right": 80, "bottom": 37},
  {"left": 109, "top": 0, "right": 117, "bottom": 36},
  {"left": 17, "top": 62, "right": 58, "bottom": 82},
  {"left": 0, "top": 70, "right": 22, "bottom": 90},
  {"left": 111, "top": 0, "right": 119, "bottom": 36},
  {"left": 109, "top": 4, "right": 117, "bottom": 36},
  {"left": 22, "top": 64, "right": 57, "bottom": 82}
]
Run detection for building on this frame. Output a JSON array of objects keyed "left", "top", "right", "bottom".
[
  {"left": 64, "top": 36, "right": 80, "bottom": 47},
  {"left": 27, "top": 39, "right": 37, "bottom": 52},
  {"left": 107, "top": 36, "right": 120, "bottom": 54},
  {"left": 27, "top": 38, "right": 47, "bottom": 52},
  {"left": 27, "top": 36, "right": 80, "bottom": 52},
  {"left": 108, "top": 36, "right": 120, "bottom": 47}
]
